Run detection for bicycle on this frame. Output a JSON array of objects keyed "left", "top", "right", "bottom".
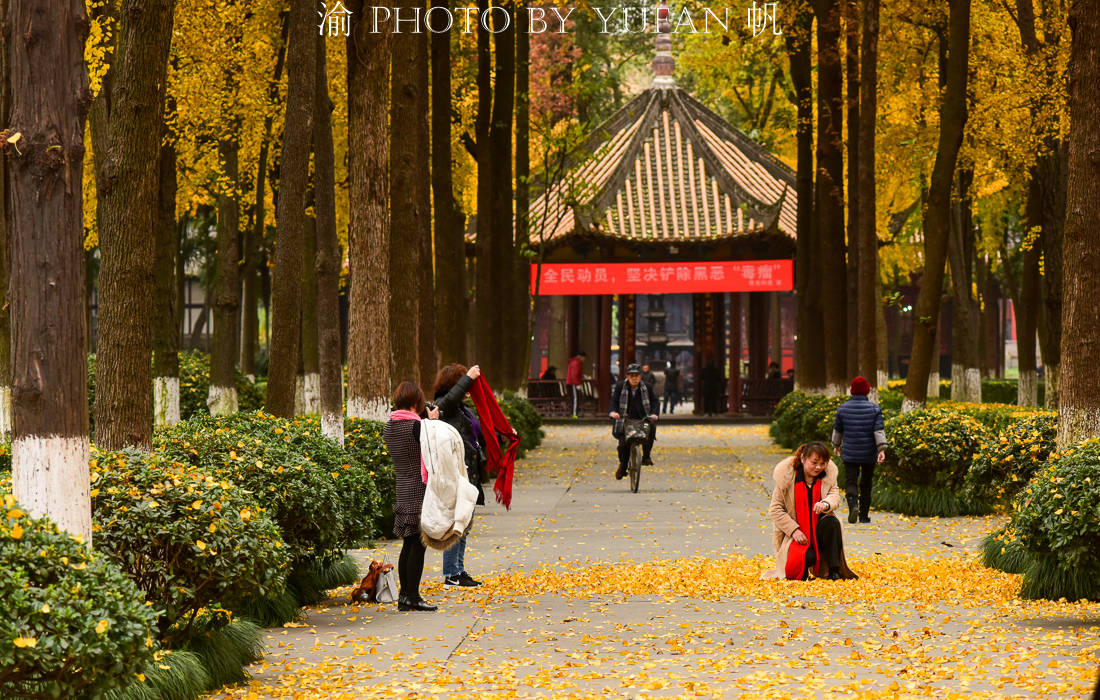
[{"left": 622, "top": 418, "right": 651, "bottom": 493}]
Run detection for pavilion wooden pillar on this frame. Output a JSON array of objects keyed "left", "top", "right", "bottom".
[
  {"left": 771, "top": 292, "right": 782, "bottom": 366},
  {"left": 565, "top": 296, "right": 579, "bottom": 359},
  {"left": 597, "top": 294, "right": 612, "bottom": 413},
  {"left": 619, "top": 294, "right": 636, "bottom": 376},
  {"left": 748, "top": 292, "right": 769, "bottom": 379},
  {"left": 692, "top": 292, "right": 721, "bottom": 414},
  {"left": 727, "top": 292, "right": 742, "bottom": 415}
]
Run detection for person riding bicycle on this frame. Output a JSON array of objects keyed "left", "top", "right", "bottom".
[{"left": 609, "top": 363, "right": 659, "bottom": 480}]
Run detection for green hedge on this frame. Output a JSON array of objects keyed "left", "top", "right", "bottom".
[
  {"left": 885, "top": 377, "right": 1046, "bottom": 405},
  {"left": 343, "top": 418, "right": 396, "bottom": 537},
  {"left": 1, "top": 496, "right": 158, "bottom": 699},
  {"left": 1012, "top": 438, "right": 1100, "bottom": 601},
  {"left": 964, "top": 412, "right": 1057, "bottom": 506},
  {"left": 498, "top": 391, "right": 545, "bottom": 459},
  {"left": 90, "top": 449, "right": 288, "bottom": 647}
]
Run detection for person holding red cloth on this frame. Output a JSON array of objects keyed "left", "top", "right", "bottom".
[{"left": 763, "top": 441, "right": 857, "bottom": 581}]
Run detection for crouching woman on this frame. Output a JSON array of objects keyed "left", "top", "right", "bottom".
[{"left": 763, "top": 441, "right": 858, "bottom": 581}]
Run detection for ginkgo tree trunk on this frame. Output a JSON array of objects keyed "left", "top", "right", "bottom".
[
  {"left": 8, "top": 0, "right": 93, "bottom": 540},
  {"left": 346, "top": 2, "right": 392, "bottom": 420},
  {"left": 1058, "top": 0, "right": 1100, "bottom": 449}
]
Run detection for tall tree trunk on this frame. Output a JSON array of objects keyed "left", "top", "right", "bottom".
[
  {"left": 413, "top": 27, "right": 435, "bottom": 391},
  {"left": 845, "top": 0, "right": 860, "bottom": 382},
  {"left": 243, "top": 11, "right": 290, "bottom": 378},
  {"left": 1037, "top": 145, "right": 1066, "bottom": 409},
  {"left": 210, "top": 136, "right": 241, "bottom": 415},
  {"left": 432, "top": 0, "right": 467, "bottom": 367},
  {"left": 91, "top": 0, "right": 175, "bottom": 449},
  {"left": 514, "top": 1, "right": 532, "bottom": 388},
  {"left": 1058, "top": 0, "right": 1100, "bottom": 449},
  {"left": 1016, "top": 179, "right": 1042, "bottom": 406},
  {"left": 490, "top": 1, "right": 516, "bottom": 387},
  {"left": 346, "top": 3, "right": 391, "bottom": 420},
  {"left": 948, "top": 167, "right": 981, "bottom": 402},
  {"left": 474, "top": 0, "right": 494, "bottom": 371},
  {"left": 0, "top": 0, "right": 10, "bottom": 440},
  {"left": 8, "top": 0, "right": 92, "bottom": 540},
  {"left": 857, "top": 0, "right": 879, "bottom": 396},
  {"left": 314, "top": 37, "right": 343, "bottom": 444},
  {"left": 815, "top": 0, "right": 848, "bottom": 396},
  {"left": 786, "top": 0, "right": 823, "bottom": 393},
  {"left": 266, "top": 0, "right": 317, "bottom": 418},
  {"left": 389, "top": 0, "right": 427, "bottom": 387},
  {"left": 299, "top": 211, "right": 320, "bottom": 414},
  {"left": 153, "top": 139, "right": 180, "bottom": 427},
  {"left": 902, "top": 0, "right": 970, "bottom": 412}
]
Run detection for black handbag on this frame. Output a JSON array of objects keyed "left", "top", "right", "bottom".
[{"left": 612, "top": 418, "right": 625, "bottom": 440}]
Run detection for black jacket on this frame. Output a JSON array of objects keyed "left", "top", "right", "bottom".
[
  {"left": 610, "top": 380, "right": 657, "bottom": 419},
  {"left": 434, "top": 374, "right": 487, "bottom": 505}
]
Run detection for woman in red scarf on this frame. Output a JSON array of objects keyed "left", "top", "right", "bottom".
[{"left": 764, "top": 441, "right": 857, "bottom": 581}]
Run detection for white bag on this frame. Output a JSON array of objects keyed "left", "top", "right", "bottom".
[
  {"left": 419, "top": 419, "right": 479, "bottom": 549},
  {"left": 375, "top": 567, "right": 398, "bottom": 604}
]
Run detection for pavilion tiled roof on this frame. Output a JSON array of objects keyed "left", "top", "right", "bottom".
[{"left": 527, "top": 86, "right": 797, "bottom": 247}]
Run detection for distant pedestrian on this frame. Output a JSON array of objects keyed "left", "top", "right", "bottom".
[
  {"left": 432, "top": 363, "right": 487, "bottom": 589},
  {"left": 767, "top": 361, "right": 781, "bottom": 380},
  {"left": 383, "top": 381, "right": 440, "bottom": 611},
  {"left": 763, "top": 441, "right": 857, "bottom": 581},
  {"left": 566, "top": 351, "right": 587, "bottom": 417},
  {"left": 540, "top": 365, "right": 557, "bottom": 380},
  {"left": 641, "top": 363, "right": 655, "bottom": 390},
  {"left": 664, "top": 360, "right": 681, "bottom": 414},
  {"left": 652, "top": 367, "right": 667, "bottom": 414},
  {"left": 832, "top": 376, "right": 887, "bottom": 524}
]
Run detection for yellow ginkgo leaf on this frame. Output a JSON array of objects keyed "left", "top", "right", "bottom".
[{"left": 13, "top": 636, "right": 36, "bottom": 648}]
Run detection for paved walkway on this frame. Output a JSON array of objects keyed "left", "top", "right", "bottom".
[{"left": 218, "top": 425, "right": 1100, "bottom": 699}]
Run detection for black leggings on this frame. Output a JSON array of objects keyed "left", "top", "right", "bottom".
[
  {"left": 845, "top": 462, "right": 874, "bottom": 517},
  {"left": 398, "top": 534, "right": 426, "bottom": 600},
  {"left": 805, "top": 514, "right": 842, "bottom": 572}
]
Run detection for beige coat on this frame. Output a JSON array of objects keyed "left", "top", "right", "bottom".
[{"left": 762, "top": 456, "right": 856, "bottom": 580}]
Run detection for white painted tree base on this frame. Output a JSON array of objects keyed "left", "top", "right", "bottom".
[
  {"left": 347, "top": 395, "right": 390, "bottom": 421},
  {"left": 1057, "top": 406, "right": 1100, "bottom": 451},
  {"left": 13, "top": 436, "right": 91, "bottom": 543},
  {"left": 965, "top": 367, "right": 981, "bottom": 402},
  {"left": 794, "top": 384, "right": 826, "bottom": 396},
  {"left": 0, "top": 386, "right": 10, "bottom": 439},
  {"left": 877, "top": 370, "right": 889, "bottom": 391},
  {"left": 927, "top": 372, "right": 940, "bottom": 398},
  {"left": 208, "top": 385, "right": 238, "bottom": 416},
  {"left": 1018, "top": 370, "right": 1038, "bottom": 407},
  {"left": 302, "top": 373, "right": 321, "bottom": 414},
  {"left": 825, "top": 383, "right": 847, "bottom": 398},
  {"left": 901, "top": 397, "right": 924, "bottom": 414},
  {"left": 154, "top": 376, "right": 180, "bottom": 427},
  {"left": 1044, "top": 365, "right": 1060, "bottom": 410},
  {"left": 321, "top": 412, "right": 344, "bottom": 446}
]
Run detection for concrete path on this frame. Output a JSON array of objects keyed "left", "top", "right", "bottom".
[{"left": 217, "top": 425, "right": 1100, "bottom": 699}]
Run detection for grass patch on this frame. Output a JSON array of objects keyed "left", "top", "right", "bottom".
[
  {"left": 980, "top": 527, "right": 1033, "bottom": 575},
  {"left": 1021, "top": 555, "right": 1100, "bottom": 602},
  {"left": 180, "top": 619, "right": 263, "bottom": 690},
  {"left": 107, "top": 650, "right": 209, "bottom": 700},
  {"left": 872, "top": 478, "right": 992, "bottom": 517}
]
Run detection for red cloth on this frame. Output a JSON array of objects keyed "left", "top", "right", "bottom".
[
  {"left": 566, "top": 356, "right": 584, "bottom": 386},
  {"left": 784, "top": 475, "right": 822, "bottom": 580},
  {"left": 469, "top": 374, "right": 521, "bottom": 510}
]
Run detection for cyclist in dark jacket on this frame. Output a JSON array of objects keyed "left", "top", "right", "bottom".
[
  {"left": 831, "top": 376, "right": 886, "bottom": 524},
  {"left": 609, "top": 363, "right": 659, "bottom": 479}
]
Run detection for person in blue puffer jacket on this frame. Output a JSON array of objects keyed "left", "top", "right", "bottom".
[{"left": 831, "top": 376, "right": 887, "bottom": 524}]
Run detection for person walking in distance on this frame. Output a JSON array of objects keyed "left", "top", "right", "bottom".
[
  {"left": 664, "top": 360, "right": 681, "bottom": 414},
  {"left": 566, "top": 350, "right": 587, "bottom": 417},
  {"left": 832, "top": 376, "right": 887, "bottom": 524}
]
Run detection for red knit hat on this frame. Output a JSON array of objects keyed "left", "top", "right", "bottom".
[{"left": 850, "top": 376, "right": 871, "bottom": 395}]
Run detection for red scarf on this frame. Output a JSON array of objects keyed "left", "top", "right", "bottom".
[
  {"left": 469, "top": 374, "right": 520, "bottom": 510},
  {"left": 784, "top": 473, "right": 822, "bottom": 580}
]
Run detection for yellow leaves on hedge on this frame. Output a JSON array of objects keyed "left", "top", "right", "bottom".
[
  {"left": 10, "top": 524, "right": 23, "bottom": 540},
  {"left": 195, "top": 540, "right": 207, "bottom": 551},
  {"left": 13, "top": 636, "right": 36, "bottom": 648},
  {"left": 95, "top": 620, "right": 110, "bottom": 634}
]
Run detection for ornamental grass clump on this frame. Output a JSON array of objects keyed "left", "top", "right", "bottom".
[
  {"left": 155, "top": 412, "right": 346, "bottom": 566},
  {"left": 0, "top": 494, "right": 158, "bottom": 699},
  {"left": 90, "top": 448, "right": 288, "bottom": 647},
  {"left": 964, "top": 412, "right": 1057, "bottom": 506},
  {"left": 1012, "top": 438, "right": 1100, "bottom": 602}
]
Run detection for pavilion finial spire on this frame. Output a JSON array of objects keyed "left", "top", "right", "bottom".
[{"left": 652, "top": 2, "right": 675, "bottom": 88}]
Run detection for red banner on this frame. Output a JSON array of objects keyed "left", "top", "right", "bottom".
[{"left": 530, "top": 260, "right": 793, "bottom": 295}]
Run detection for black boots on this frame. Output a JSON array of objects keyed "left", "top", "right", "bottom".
[
  {"left": 847, "top": 495, "right": 858, "bottom": 524},
  {"left": 398, "top": 595, "right": 438, "bottom": 612},
  {"left": 615, "top": 465, "right": 627, "bottom": 480},
  {"left": 828, "top": 567, "right": 842, "bottom": 580}
]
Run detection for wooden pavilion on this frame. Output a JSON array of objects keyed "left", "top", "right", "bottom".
[{"left": 525, "top": 3, "right": 798, "bottom": 414}]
